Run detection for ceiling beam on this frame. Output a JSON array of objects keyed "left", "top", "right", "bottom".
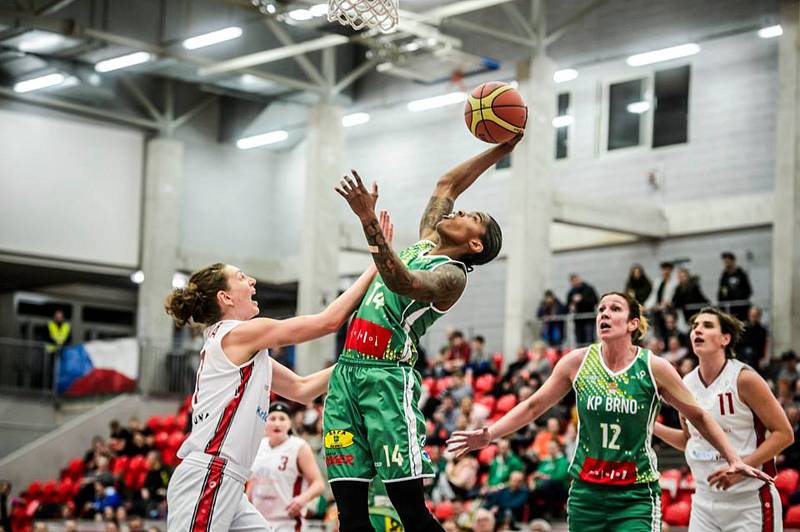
[
  {"left": 0, "top": 85, "right": 161, "bottom": 129},
  {"left": 552, "top": 192, "right": 668, "bottom": 238},
  {"left": 198, "top": 33, "right": 349, "bottom": 77},
  {"left": 332, "top": 56, "right": 381, "bottom": 95},
  {"left": 419, "top": 0, "right": 520, "bottom": 22},
  {"left": 545, "top": 0, "right": 610, "bottom": 46},
  {"left": 35, "top": 0, "right": 77, "bottom": 16},
  {"left": 501, "top": 3, "right": 537, "bottom": 40},
  {"left": 263, "top": 19, "right": 327, "bottom": 87},
  {"left": 442, "top": 17, "right": 536, "bottom": 48},
  {"left": 118, "top": 77, "right": 163, "bottom": 123}
]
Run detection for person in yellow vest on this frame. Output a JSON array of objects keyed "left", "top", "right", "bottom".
[{"left": 47, "top": 309, "right": 71, "bottom": 353}]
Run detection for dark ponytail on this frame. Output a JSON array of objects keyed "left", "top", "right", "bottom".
[{"left": 165, "top": 263, "right": 228, "bottom": 326}]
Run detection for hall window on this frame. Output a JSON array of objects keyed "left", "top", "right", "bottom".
[{"left": 555, "top": 92, "right": 571, "bottom": 160}]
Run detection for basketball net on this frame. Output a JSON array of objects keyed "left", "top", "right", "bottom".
[{"left": 327, "top": 0, "right": 399, "bottom": 33}]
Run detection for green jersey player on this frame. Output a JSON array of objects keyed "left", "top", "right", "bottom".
[
  {"left": 447, "top": 292, "right": 773, "bottom": 532},
  {"left": 326, "top": 134, "right": 522, "bottom": 532}
]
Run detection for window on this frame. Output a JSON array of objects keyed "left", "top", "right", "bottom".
[
  {"left": 653, "top": 65, "right": 690, "bottom": 147},
  {"left": 607, "top": 78, "right": 645, "bottom": 151},
  {"left": 555, "top": 92, "right": 570, "bottom": 159}
]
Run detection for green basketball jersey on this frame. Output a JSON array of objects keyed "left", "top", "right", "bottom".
[
  {"left": 569, "top": 344, "right": 661, "bottom": 486},
  {"left": 339, "top": 240, "right": 466, "bottom": 366}
]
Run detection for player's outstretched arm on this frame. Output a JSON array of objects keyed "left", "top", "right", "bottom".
[
  {"left": 337, "top": 170, "right": 467, "bottom": 309},
  {"left": 653, "top": 421, "right": 689, "bottom": 451},
  {"left": 446, "top": 349, "right": 582, "bottom": 458},
  {"left": 651, "top": 356, "right": 774, "bottom": 486},
  {"left": 419, "top": 133, "right": 523, "bottom": 242},
  {"left": 271, "top": 359, "right": 334, "bottom": 404}
]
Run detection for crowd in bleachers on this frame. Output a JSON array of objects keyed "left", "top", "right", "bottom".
[{"left": 5, "top": 253, "right": 800, "bottom": 531}]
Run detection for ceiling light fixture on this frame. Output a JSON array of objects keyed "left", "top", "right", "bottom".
[
  {"left": 183, "top": 26, "right": 243, "bottom": 50},
  {"left": 236, "top": 130, "right": 289, "bottom": 149},
  {"left": 626, "top": 43, "right": 700, "bottom": 66}
]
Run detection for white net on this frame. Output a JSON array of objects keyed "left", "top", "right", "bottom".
[{"left": 327, "top": 0, "right": 399, "bottom": 33}]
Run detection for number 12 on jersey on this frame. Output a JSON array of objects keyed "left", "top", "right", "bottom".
[{"left": 601, "top": 422, "right": 621, "bottom": 450}]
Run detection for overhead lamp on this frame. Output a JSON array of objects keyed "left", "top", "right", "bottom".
[
  {"left": 95, "top": 51, "right": 152, "bottom": 73},
  {"left": 236, "top": 130, "right": 289, "bottom": 149},
  {"left": 758, "top": 25, "right": 783, "bottom": 39},
  {"left": 172, "top": 272, "right": 189, "bottom": 289},
  {"left": 288, "top": 9, "right": 313, "bottom": 21},
  {"left": 309, "top": 4, "right": 328, "bottom": 17},
  {"left": 552, "top": 115, "right": 574, "bottom": 128},
  {"left": 13, "top": 72, "right": 66, "bottom": 93},
  {"left": 626, "top": 101, "right": 650, "bottom": 114},
  {"left": 626, "top": 43, "right": 700, "bottom": 66},
  {"left": 130, "top": 270, "right": 145, "bottom": 284},
  {"left": 553, "top": 69, "right": 578, "bottom": 83},
  {"left": 407, "top": 92, "right": 466, "bottom": 112},
  {"left": 11, "top": 29, "right": 78, "bottom": 53},
  {"left": 342, "top": 112, "right": 370, "bottom": 127},
  {"left": 182, "top": 26, "right": 243, "bottom": 50}
]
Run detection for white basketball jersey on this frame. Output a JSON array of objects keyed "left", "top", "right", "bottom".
[
  {"left": 178, "top": 320, "right": 273, "bottom": 472},
  {"left": 684, "top": 359, "right": 775, "bottom": 493},
  {"left": 250, "top": 435, "right": 307, "bottom": 521}
]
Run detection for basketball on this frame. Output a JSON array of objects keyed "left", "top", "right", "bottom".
[{"left": 464, "top": 82, "right": 528, "bottom": 144}]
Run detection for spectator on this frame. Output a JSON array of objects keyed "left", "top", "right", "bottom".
[
  {"left": 487, "top": 439, "right": 525, "bottom": 488},
  {"left": 671, "top": 268, "right": 709, "bottom": 324},
  {"left": 528, "top": 441, "right": 568, "bottom": 519},
  {"left": 47, "top": 308, "right": 72, "bottom": 352},
  {"left": 660, "top": 312, "right": 688, "bottom": 347},
  {"left": 778, "top": 351, "right": 799, "bottom": 407},
  {"left": 663, "top": 336, "right": 687, "bottom": 365},
  {"left": 437, "top": 394, "right": 460, "bottom": 434},
  {"left": 445, "top": 455, "right": 479, "bottom": 501},
  {"left": 445, "top": 330, "right": 472, "bottom": 370},
  {"left": 738, "top": 305, "right": 768, "bottom": 370},
  {"left": 83, "top": 435, "right": 110, "bottom": 469},
  {"left": 473, "top": 508, "right": 496, "bottom": 532},
  {"left": 127, "top": 516, "right": 146, "bottom": 532},
  {"left": 531, "top": 417, "right": 563, "bottom": 460},
  {"left": 718, "top": 251, "right": 752, "bottom": 321},
  {"left": 677, "top": 355, "right": 698, "bottom": 378},
  {"left": 140, "top": 451, "right": 170, "bottom": 518},
  {"left": 625, "top": 264, "right": 652, "bottom": 306},
  {"left": 108, "top": 420, "right": 131, "bottom": 455},
  {"left": 565, "top": 274, "right": 599, "bottom": 345},
  {"left": 448, "top": 372, "right": 473, "bottom": 404},
  {"left": 500, "top": 348, "right": 530, "bottom": 389},
  {"left": 526, "top": 341, "right": 552, "bottom": 380},
  {"left": 646, "top": 336, "right": 664, "bottom": 356},
  {"left": 647, "top": 261, "right": 678, "bottom": 339},
  {"left": 485, "top": 470, "right": 529, "bottom": 525},
  {"left": 536, "top": 290, "right": 566, "bottom": 347},
  {"left": 469, "top": 335, "right": 492, "bottom": 374},
  {"left": 124, "top": 431, "right": 152, "bottom": 457}
]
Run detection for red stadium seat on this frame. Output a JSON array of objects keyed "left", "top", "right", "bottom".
[
  {"left": 66, "top": 458, "right": 84, "bottom": 481},
  {"left": 478, "top": 444, "right": 498, "bottom": 465},
  {"left": 663, "top": 501, "right": 691, "bottom": 526},
  {"left": 57, "top": 479, "right": 74, "bottom": 503},
  {"left": 474, "top": 374, "right": 496, "bottom": 394},
  {"left": 155, "top": 430, "right": 170, "bottom": 450},
  {"left": 496, "top": 394, "right": 517, "bottom": 415},
  {"left": 147, "top": 415, "right": 163, "bottom": 433},
  {"left": 112, "top": 455, "right": 131, "bottom": 476},
  {"left": 176, "top": 411, "right": 188, "bottom": 431},
  {"left": 785, "top": 504, "right": 800, "bottom": 528},
  {"left": 659, "top": 468, "right": 682, "bottom": 498},
  {"left": 434, "top": 501, "right": 454, "bottom": 521},
  {"left": 423, "top": 377, "right": 435, "bottom": 393},
  {"left": 776, "top": 468, "right": 799, "bottom": 496},
  {"left": 477, "top": 394, "right": 496, "bottom": 414},
  {"left": 25, "top": 481, "right": 42, "bottom": 500},
  {"left": 168, "top": 430, "right": 186, "bottom": 449},
  {"left": 492, "top": 353, "right": 504, "bottom": 372},
  {"left": 162, "top": 414, "right": 178, "bottom": 433},
  {"left": 41, "top": 480, "right": 58, "bottom": 502}
]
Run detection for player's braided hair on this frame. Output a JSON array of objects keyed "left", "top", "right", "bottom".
[
  {"left": 600, "top": 292, "right": 649, "bottom": 344},
  {"left": 165, "top": 263, "right": 228, "bottom": 327},
  {"left": 689, "top": 306, "right": 744, "bottom": 359},
  {"left": 460, "top": 214, "right": 502, "bottom": 271}
]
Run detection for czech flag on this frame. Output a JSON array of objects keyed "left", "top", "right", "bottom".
[{"left": 57, "top": 338, "right": 138, "bottom": 396}]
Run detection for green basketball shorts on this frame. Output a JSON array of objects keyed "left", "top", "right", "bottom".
[
  {"left": 567, "top": 479, "right": 662, "bottom": 532},
  {"left": 323, "top": 361, "right": 433, "bottom": 483}
]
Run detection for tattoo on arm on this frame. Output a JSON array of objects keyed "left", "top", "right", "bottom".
[
  {"left": 419, "top": 196, "right": 454, "bottom": 239},
  {"left": 362, "top": 215, "right": 466, "bottom": 304}
]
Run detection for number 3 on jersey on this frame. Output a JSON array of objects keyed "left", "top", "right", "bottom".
[
  {"left": 601, "top": 423, "right": 621, "bottom": 450},
  {"left": 365, "top": 282, "right": 385, "bottom": 310},
  {"left": 382, "top": 445, "right": 403, "bottom": 467}
]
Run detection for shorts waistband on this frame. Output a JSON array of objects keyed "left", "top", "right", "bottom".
[
  {"left": 338, "top": 356, "right": 413, "bottom": 368},
  {"left": 180, "top": 451, "right": 251, "bottom": 483}
]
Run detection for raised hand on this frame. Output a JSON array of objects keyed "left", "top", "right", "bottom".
[
  {"left": 335, "top": 169, "right": 378, "bottom": 221},
  {"left": 446, "top": 427, "right": 492, "bottom": 459},
  {"left": 378, "top": 209, "right": 394, "bottom": 245},
  {"left": 707, "top": 460, "right": 774, "bottom": 490}
]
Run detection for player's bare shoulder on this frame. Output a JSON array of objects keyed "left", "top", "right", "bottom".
[
  {"left": 431, "top": 262, "right": 467, "bottom": 310},
  {"left": 556, "top": 347, "right": 590, "bottom": 381}
]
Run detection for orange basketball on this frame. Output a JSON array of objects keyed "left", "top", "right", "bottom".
[{"left": 464, "top": 82, "right": 527, "bottom": 144}]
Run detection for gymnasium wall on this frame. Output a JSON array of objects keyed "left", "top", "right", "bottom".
[{"left": 0, "top": 103, "right": 144, "bottom": 268}]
